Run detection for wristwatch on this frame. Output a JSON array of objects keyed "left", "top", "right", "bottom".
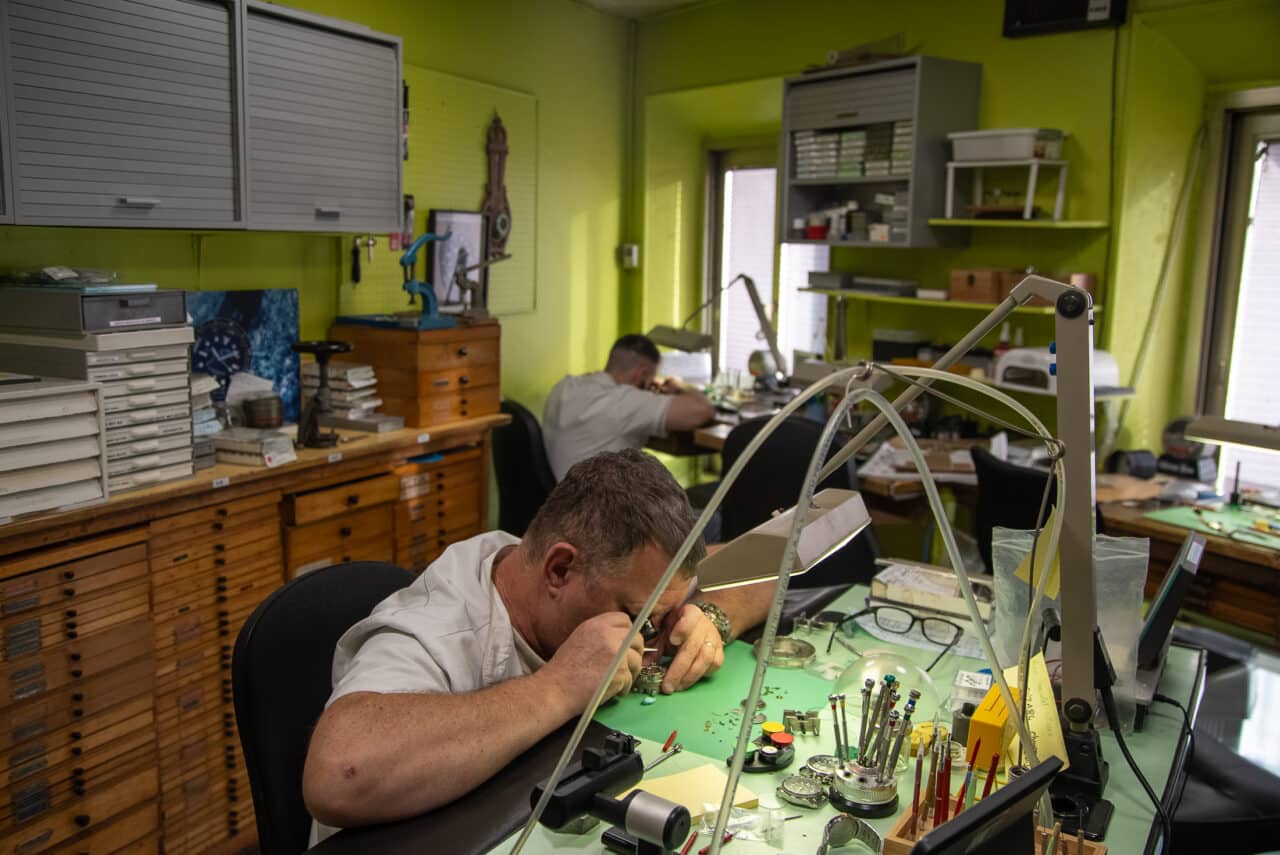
[
  {"left": 692, "top": 601, "right": 732, "bottom": 644},
  {"left": 776, "top": 774, "right": 827, "bottom": 809},
  {"left": 817, "top": 814, "right": 883, "bottom": 854}
]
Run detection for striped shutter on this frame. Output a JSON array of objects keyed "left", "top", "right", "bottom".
[
  {"left": 243, "top": 7, "right": 400, "bottom": 232},
  {"left": 4, "top": 0, "right": 240, "bottom": 227}
]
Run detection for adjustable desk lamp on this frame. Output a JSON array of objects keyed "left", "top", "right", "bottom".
[
  {"left": 516, "top": 276, "right": 1104, "bottom": 855},
  {"left": 647, "top": 273, "right": 788, "bottom": 384}
]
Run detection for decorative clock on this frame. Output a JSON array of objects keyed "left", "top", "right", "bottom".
[
  {"left": 192, "top": 317, "right": 252, "bottom": 388},
  {"left": 481, "top": 114, "right": 511, "bottom": 257}
]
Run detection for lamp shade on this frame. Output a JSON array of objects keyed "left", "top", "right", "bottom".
[
  {"left": 645, "top": 325, "right": 714, "bottom": 353},
  {"left": 1185, "top": 415, "right": 1280, "bottom": 454},
  {"left": 696, "top": 489, "right": 871, "bottom": 591}
]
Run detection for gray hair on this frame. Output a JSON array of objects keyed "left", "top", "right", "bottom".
[{"left": 523, "top": 449, "right": 705, "bottom": 577}]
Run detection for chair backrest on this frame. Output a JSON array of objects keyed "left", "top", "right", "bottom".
[
  {"left": 233, "top": 561, "right": 414, "bottom": 855},
  {"left": 970, "top": 446, "right": 1057, "bottom": 573},
  {"left": 493, "top": 399, "right": 558, "bottom": 536},
  {"left": 721, "top": 415, "right": 879, "bottom": 588}
]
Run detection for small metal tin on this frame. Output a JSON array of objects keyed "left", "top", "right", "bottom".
[{"left": 776, "top": 774, "right": 827, "bottom": 809}]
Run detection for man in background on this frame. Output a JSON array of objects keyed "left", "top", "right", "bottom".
[{"left": 542, "top": 334, "right": 715, "bottom": 480}]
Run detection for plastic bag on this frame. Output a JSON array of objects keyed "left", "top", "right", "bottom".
[{"left": 991, "top": 527, "right": 1148, "bottom": 730}]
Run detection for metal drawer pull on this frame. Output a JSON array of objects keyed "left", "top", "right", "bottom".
[
  {"left": 457, "top": 346, "right": 469, "bottom": 357},
  {"left": 315, "top": 206, "right": 342, "bottom": 217},
  {"left": 117, "top": 197, "right": 159, "bottom": 208},
  {"left": 835, "top": 111, "right": 859, "bottom": 119}
]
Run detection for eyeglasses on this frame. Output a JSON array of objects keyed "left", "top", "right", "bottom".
[{"left": 826, "top": 605, "right": 963, "bottom": 672}]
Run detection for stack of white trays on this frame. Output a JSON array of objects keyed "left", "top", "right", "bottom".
[
  {"left": 0, "top": 326, "right": 196, "bottom": 494},
  {"left": 0, "top": 377, "right": 109, "bottom": 521}
]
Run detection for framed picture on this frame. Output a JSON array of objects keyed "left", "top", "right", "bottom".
[
  {"left": 187, "top": 289, "right": 301, "bottom": 421},
  {"left": 427, "top": 210, "right": 487, "bottom": 313}
]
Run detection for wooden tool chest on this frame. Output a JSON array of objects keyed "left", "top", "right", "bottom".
[
  {"left": 328, "top": 321, "right": 502, "bottom": 428},
  {"left": 0, "top": 418, "right": 503, "bottom": 854}
]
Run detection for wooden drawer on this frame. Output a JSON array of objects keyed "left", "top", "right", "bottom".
[
  {"left": 0, "top": 532, "right": 147, "bottom": 586},
  {"left": 288, "top": 537, "right": 395, "bottom": 579},
  {"left": 285, "top": 475, "right": 400, "bottom": 526},
  {"left": 148, "top": 492, "right": 280, "bottom": 536},
  {"left": 396, "top": 486, "right": 479, "bottom": 526},
  {"left": 285, "top": 504, "right": 392, "bottom": 566},
  {"left": 0, "top": 621, "right": 150, "bottom": 708},
  {"left": 397, "top": 460, "right": 484, "bottom": 501},
  {"left": 154, "top": 587, "right": 268, "bottom": 661},
  {"left": 396, "top": 524, "right": 482, "bottom": 572},
  {"left": 55, "top": 801, "right": 157, "bottom": 855},
  {"left": 150, "top": 516, "right": 280, "bottom": 565},
  {"left": 395, "top": 494, "right": 480, "bottom": 543},
  {"left": 152, "top": 557, "right": 279, "bottom": 625},
  {"left": 0, "top": 544, "right": 146, "bottom": 619},
  {"left": 0, "top": 729, "right": 154, "bottom": 827},
  {"left": 377, "top": 363, "right": 501, "bottom": 398},
  {"left": 327, "top": 322, "right": 500, "bottom": 372},
  {"left": 393, "top": 447, "right": 481, "bottom": 477},
  {"left": 380, "top": 386, "right": 500, "bottom": 428},
  {"left": 2, "top": 581, "right": 150, "bottom": 664},
  {"left": 155, "top": 673, "right": 227, "bottom": 736},
  {"left": 151, "top": 534, "right": 281, "bottom": 594},
  {"left": 0, "top": 659, "right": 153, "bottom": 752},
  {"left": 0, "top": 694, "right": 153, "bottom": 791},
  {"left": 0, "top": 766, "right": 156, "bottom": 855}
]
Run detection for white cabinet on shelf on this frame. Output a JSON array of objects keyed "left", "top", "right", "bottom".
[
  {"left": 242, "top": 2, "right": 402, "bottom": 233},
  {"left": 1, "top": 0, "right": 242, "bottom": 228},
  {"left": 780, "top": 56, "right": 981, "bottom": 249}
]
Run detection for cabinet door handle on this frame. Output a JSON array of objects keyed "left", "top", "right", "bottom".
[
  {"left": 834, "top": 111, "right": 859, "bottom": 120},
  {"left": 117, "top": 197, "right": 159, "bottom": 208},
  {"left": 315, "top": 206, "right": 342, "bottom": 218}
]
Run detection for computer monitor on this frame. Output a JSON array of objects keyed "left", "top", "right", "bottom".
[
  {"left": 1137, "top": 533, "right": 1205, "bottom": 671},
  {"left": 910, "top": 757, "right": 1063, "bottom": 854}
]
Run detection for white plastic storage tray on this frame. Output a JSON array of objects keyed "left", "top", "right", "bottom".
[{"left": 948, "top": 128, "right": 1065, "bottom": 161}]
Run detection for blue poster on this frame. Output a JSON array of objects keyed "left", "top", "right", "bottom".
[{"left": 187, "top": 289, "right": 300, "bottom": 422}]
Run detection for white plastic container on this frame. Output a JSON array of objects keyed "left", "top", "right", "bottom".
[{"left": 948, "top": 128, "right": 1066, "bottom": 161}]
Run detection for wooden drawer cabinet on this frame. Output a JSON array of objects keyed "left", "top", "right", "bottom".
[
  {"left": 0, "top": 694, "right": 153, "bottom": 791},
  {"left": 147, "top": 492, "right": 280, "bottom": 536},
  {"left": 58, "top": 801, "right": 158, "bottom": 855},
  {"left": 285, "top": 475, "right": 399, "bottom": 526},
  {"left": 0, "top": 543, "right": 146, "bottom": 618},
  {"left": 395, "top": 524, "right": 482, "bottom": 574},
  {"left": 0, "top": 659, "right": 153, "bottom": 753},
  {"left": 378, "top": 363, "right": 500, "bottom": 398},
  {"left": 381, "top": 387, "right": 500, "bottom": 427},
  {"left": 1, "top": 581, "right": 149, "bottom": 663},
  {"left": 285, "top": 502, "right": 391, "bottom": 561},
  {"left": 0, "top": 620, "right": 151, "bottom": 707}
]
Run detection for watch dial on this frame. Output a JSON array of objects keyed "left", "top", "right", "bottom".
[{"left": 193, "top": 318, "right": 252, "bottom": 384}]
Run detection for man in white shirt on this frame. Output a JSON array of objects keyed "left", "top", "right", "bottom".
[
  {"left": 303, "top": 450, "right": 772, "bottom": 838},
  {"left": 543, "top": 334, "right": 716, "bottom": 480}
]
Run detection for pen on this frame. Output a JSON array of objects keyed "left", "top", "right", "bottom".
[
  {"left": 981, "top": 753, "right": 1000, "bottom": 799},
  {"left": 699, "top": 831, "right": 733, "bottom": 854},
  {"left": 679, "top": 832, "right": 697, "bottom": 855},
  {"left": 910, "top": 737, "right": 924, "bottom": 836}
]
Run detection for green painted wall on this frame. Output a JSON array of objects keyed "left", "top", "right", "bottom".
[{"left": 0, "top": 0, "right": 629, "bottom": 417}]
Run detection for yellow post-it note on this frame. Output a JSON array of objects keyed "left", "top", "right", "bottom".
[
  {"left": 1002, "top": 651, "right": 1070, "bottom": 770},
  {"left": 623, "top": 763, "right": 759, "bottom": 824},
  {"left": 1012, "top": 504, "right": 1061, "bottom": 599}
]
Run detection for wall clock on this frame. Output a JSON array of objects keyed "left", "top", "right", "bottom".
[{"left": 481, "top": 114, "right": 511, "bottom": 257}]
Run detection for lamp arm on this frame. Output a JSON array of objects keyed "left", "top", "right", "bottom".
[
  {"left": 512, "top": 365, "right": 870, "bottom": 854},
  {"left": 738, "top": 274, "right": 787, "bottom": 377}
]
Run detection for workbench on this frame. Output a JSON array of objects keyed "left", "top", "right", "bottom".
[
  {"left": 0, "top": 415, "right": 507, "bottom": 855},
  {"left": 317, "top": 585, "right": 1204, "bottom": 855}
]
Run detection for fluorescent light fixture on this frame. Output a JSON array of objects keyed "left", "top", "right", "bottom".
[
  {"left": 1185, "top": 415, "right": 1280, "bottom": 454},
  {"left": 696, "top": 489, "right": 871, "bottom": 591},
  {"left": 646, "top": 325, "right": 714, "bottom": 353}
]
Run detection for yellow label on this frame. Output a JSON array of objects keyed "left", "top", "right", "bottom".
[
  {"left": 1002, "top": 652, "right": 1069, "bottom": 770},
  {"left": 1012, "top": 504, "right": 1061, "bottom": 599}
]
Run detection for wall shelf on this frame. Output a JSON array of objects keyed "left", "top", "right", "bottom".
[
  {"left": 927, "top": 218, "right": 1110, "bottom": 230},
  {"left": 800, "top": 287, "right": 1106, "bottom": 315},
  {"left": 785, "top": 238, "right": 911, "bottom": 249}
]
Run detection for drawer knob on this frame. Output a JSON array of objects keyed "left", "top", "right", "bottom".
[
  {"left": 213, "top": 522, "right": 224, "bottom": 532},
  {"left": 69, "top": 653, "right": 80, "bottom": 662},
  {"left": 72, "top": 785, "right": 85, "bottom": 796},
  {"left": 65, "top": 610, "right": 77, "bottom": 619},
  {"left": 65, "top": 621, "right": 77, "bottom": 630},
  {"left": 217, "top": 576, "right": 228, "bottom": 584},
  {"left": 215, "top": 558, "right": 226, "bottom": 567},
  {"left": 459, "top": 375, "right": 470, "bottom": 386},
  {"left": 65, "top": 630, "right": 78, "bottom": 640},
  {"left": 72, "top": 767, "right": 84, "bottom": 777},
  {"left": 72, "top": 693, "right": 82, "bottom": 702},
  {"left": 70, "top": 732, "right": 81, "bottom": 741},
  {"left": 217, "top": 508, "right": 229, "bottom": 518},
  {"left": 74, "top": 815, "right": 90, "bottom": 828},
  {"left": 62, "top": 588, "right": 75, "bottom": 597},
  {"left": 62, "top": 571, "right": 75, "bottom": 581},
  {"left": 346, "top": 495, "right": 360, "bottom": 506},
  {"left": 70, "top": 670, "right": 82, "bottom": 679},
  {"left": 457, "top": 346, "right": 469, "bottom": 357},
  {"left": 214, "top": 544, "right": 226, "bottom": 553},
  {"left": 341, "top": 555, "right": 351, "bottom": 563},
  {"left": 339, "top": 527, "right": 352, "bottom": 537}
]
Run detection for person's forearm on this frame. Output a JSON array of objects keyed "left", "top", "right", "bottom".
[
  {"left": 304, "top": 671, "right": 575, "bottom": 826},
  {"left": 699, "top": 580, "right": 777, "bottom": 640}
]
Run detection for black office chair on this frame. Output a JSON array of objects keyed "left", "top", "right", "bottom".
[
  {"left": 493, "top": 399, "right": 557, "bottom": 536},
  {"left": 232, "top": 561, "right": 414, "bottom": 855},
  {"left": 970, "top": 446, "right": 1059, "bottom": 574},
  {"left": 720, "top": 415, "right": 880, "bottom": 591}
]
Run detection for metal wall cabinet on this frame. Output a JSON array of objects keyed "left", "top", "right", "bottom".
[
  {"left": 780, "top": 56, "right": 981, "bottom": 249},
  {"left": 0, "top": 0, "right": 242, "bottom": 228},
  {"left": 242, "top": 2, "right": 402, "bottom": 233},
  {"left": 0, "top": 27, "right": 9, "bottom": 226}
]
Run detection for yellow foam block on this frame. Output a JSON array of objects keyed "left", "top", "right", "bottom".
[
  {"left": 967, "top": 682, "right": 1018, "bottom": 773},
  {"left": 623, "top": 763, "right": 759, "bottom": 824},
  {"left": 1002, "top": 652, "right": 1070, "bottom": 770}
]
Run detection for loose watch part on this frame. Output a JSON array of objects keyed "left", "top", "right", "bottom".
[
  {"left": 776, "top": 774, "right": 827, "bottom": 809},
  {"left": 802, "top": 753, "right": 842, "bottom": 784},
  {"left": 633, "top": 664, "right": 665, "bottom": 695},
  {"left": 751, "top": 636, "right": 817, "bottom": 669},
  {"left": 692, "top": 601, "right": 732, "bottom": 644}
]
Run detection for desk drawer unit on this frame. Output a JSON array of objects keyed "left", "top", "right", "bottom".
[
  {"left": 284, "top": 477, "right": 395, "bottom": 578},
  {"left": 0, "top": 529, "right": 158, "bottom": 855},
  {"left": 328, "top": 322, "right": 501, "bottom": 428},
  {"left": 392, "top": 448, "right": 486, "bottom": 571},
  {"left": 148, "top": 493, "right": 283, "bottom": 853}
]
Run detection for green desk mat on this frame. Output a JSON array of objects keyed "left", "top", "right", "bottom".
[
  {"left": 496, "top": 586, "right": 1200, "bottom": 855},
  {"left": 1145, "top": 505, "right": 1280, "bottom": 549}
]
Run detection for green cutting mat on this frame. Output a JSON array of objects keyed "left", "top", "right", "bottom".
[{"left": 1144, "top": 505, "right": 1280, "bottom": 550}]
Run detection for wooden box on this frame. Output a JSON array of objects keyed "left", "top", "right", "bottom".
[
  {"left": 949, "top": 269, "right": 1013, "bottom": 304},
  {"left": 883, "top": 805, "right": 1107, "bottom": 855}
]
